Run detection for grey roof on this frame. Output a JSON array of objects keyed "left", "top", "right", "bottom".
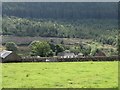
[{"left": 0, "top": 50, "right": 12, "bottom": 58}]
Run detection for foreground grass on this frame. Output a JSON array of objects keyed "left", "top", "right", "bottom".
[{"left": 2, "top": 61, "right": 118, "bottom": 88}]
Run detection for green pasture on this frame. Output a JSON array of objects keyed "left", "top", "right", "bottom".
[{"left": 2, "top": 62, "right": 118, "bottom": 88}]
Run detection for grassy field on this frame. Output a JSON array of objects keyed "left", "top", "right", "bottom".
[{"left": 2, "top": 62, "right": 118, "bottom": 88}]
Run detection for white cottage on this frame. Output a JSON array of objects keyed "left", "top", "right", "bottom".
[{"left": 58, "top": 52, "right": 76, "bottom": 58}]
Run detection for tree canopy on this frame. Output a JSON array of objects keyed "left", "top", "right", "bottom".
[
  {"left": 30, "top": 41, "right": 53, "bottom": 57},
  {"left": 5, "top": 42, "right": 18, "bottom": 51}
]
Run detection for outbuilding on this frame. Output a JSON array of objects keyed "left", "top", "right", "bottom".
[
  {"left": 0, "top": 50, "right": 21, "bottom": 63},
  {"left": 94, "top": 51, "right": 106, "bottom": 57},
  {"left": 77, "top": 53, "right": 84, "bottom": 58}
]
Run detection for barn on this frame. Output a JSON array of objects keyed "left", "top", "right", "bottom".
[{"left": 0, "top": 50, "right": 21, "bottom": 63}]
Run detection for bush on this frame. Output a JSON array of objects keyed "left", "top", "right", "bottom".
[{"left": 30, "top": 41, "right": 53, "bottom": 57}]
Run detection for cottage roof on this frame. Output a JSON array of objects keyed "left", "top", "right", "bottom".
[{"left": 0, "top": 50, "right": 12, "bottom": 58}]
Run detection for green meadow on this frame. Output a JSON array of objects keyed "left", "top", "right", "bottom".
[{"left": 2, "top": 62, "right": 118, "bottom": 88}]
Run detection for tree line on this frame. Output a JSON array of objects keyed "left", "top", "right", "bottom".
[{"left": 5, "top": 41, "right": 118, "bottom": 57}]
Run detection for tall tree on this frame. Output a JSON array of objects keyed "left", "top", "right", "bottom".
[{"left": 30, "top": 41, "right": 53, "bottom": 57}]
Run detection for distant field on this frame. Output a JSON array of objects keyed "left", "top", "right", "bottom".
[
  {"left": 2, "top": 62, "right": 118, "bottom": 88},
  {"left": 2, "top": 36, "right": 92, "bottom": 45}
]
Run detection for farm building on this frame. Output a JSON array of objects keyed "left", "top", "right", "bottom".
[
  {"left": 58, "top": 52, "right": 77, "bottom": 58},
  {"left": 94, "top": 50, "right": 106, "bottom": 57},
  {"left": 0, "top": 50, "right": 21, "bottom": 62},
  {"left": 77, "top": 53, "right": 84, "bottom": 57}
]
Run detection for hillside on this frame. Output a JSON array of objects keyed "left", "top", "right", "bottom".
[
  {"left": 2, "top": 16, "right": 118, "bottom": 46},
  {"left": 2, "top": 2, "right": 118, "bottom": 19},
  {"left": 2, "top": 2, "right": 118, "bottom": 46}
]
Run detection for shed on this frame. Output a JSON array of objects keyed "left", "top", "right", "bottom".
[
  {"left": 77, "top": 53, "right": 84, "bottom": 57},
  {"left": 0, "top": 50, "right": 21, "bottom": 62},
  {"left": 94, "top": 51, "right": 106, "bottom": 57}
]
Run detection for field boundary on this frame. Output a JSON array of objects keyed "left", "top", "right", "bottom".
[{"left": 2, "top": 56, "right": 119, "bottom": 63}]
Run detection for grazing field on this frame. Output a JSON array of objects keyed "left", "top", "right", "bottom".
[{"left": 2, "top": 62, "right": 118, "bottom": 88}]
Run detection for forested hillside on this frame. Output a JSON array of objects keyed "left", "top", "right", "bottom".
[
  {"left": 2, "top": 2, "right": 118, "bottom": 46},
  {"left": 2, "top": 2, "right": 118, "bottom": 19},
  {"left": 2, "top": 16, "right": 118, "bottom": 45}
]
